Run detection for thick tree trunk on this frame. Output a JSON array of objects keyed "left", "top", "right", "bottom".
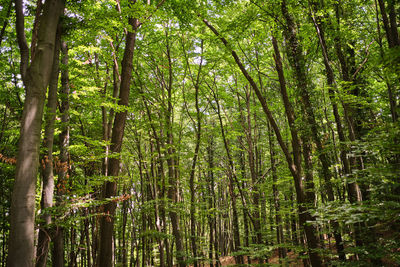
[
  {"left": 8, "top": 1, "right": 64, "bottom": 266},
  {"left": 52, "top": 228, "right": 64, "bottom": 267}
]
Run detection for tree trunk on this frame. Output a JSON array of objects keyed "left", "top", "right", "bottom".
[
  {"left": 99, "top": 12, "right": 138, "bottom": 267},
  {"left": 376, "top": 0, "right": 399, "bottom": 122},
  {"left": 35, "top": 23, "right": 62, "bottom": 267},
  {"left": 202, "top": 16, "right": 323, "bottom": 267},
  {"left": 308, "top": 3, "right": 346, "bottom": 260},
  {"left": 207, "top": 133, "right": 220, "bottom": 266},
  {"left": 187, "top": 40, "right": 203, "bottom": 267},
  {"left": 244, "top": 89, "right": 262, "bottom": 252},
  {"left": 161, "top": 26, "right": 186, "bottom": 267},
  {"left": 0, "top": 0, "right": 12, "bottom": 47},
  {"left": 268, "top": 123, "right": 286, "bottom": 260},
  {"left": 53, "top": 38, "right": 71, "bottom": 267},
  {"left": 378, "top": 0, "right": 400, "bottom": 48},
  {"left": 332, "top": 3, "right": 363, "bottom": 204},
  {"left": 68, "top": 227, "right": 77, "bottom": 267},
  {"left": 8, "top": 1, "right": 64, "bottom": 265},
  {"left": 122, "top": 187, "right": 128, "bottom": 267},
  {"left": 213, "top": 90, "right": 244, "bottom": 265},
  {"left": 272, "top": 33, "right": 323, "bottom": 266}
]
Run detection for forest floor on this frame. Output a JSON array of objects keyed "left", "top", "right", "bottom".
[{"left": 192, "top": 251, "right": 303, "bottom": 266}]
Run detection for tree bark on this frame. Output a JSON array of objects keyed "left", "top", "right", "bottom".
[
  {"left": 207, "top": 132, "right": 220, "bottom": 267},
  {"left": 376, "top": 0, "right": 398, "bottom": 122},
  {"left": 186, "top": 39, "right": 204, "bottom": 267},
  {"left": 378, "top": 0, "right": 399, "bottom": 48},
  {"left": 35, "top": 22, "right": 62, "bottom": 267},
  {"left": 0, "top": 0, "right": 12, "bottom": 47},
  {"left": 164, "top": 29, "right": 185, "bottom": 266},
  {"left": 53, "top": 38, "right": 71, "bottom": 267},
  {"left": 8, "top": 1, "right": 64, "bottom": 266},
  {"left": 30, "top": 0, "right": 44, "bottom": 62},
  {"left": 99, "top": 10, "right": 138, "bottom": 267}
]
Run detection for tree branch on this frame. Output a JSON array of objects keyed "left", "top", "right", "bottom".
[
  {"left": 0, "top": 0, "right": 12, "bottom": 47},
  {"left": 15, "top": 0, "right": 29, "bottom": 81}
]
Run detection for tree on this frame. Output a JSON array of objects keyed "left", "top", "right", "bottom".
[
  {"left": 8, "top": 1, "right": 64, "bottom": 266},
  {"left": 99, "top": 2, "right": 139, "bottom": 266}
]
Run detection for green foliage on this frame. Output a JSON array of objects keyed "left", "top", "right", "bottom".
[{"left": 1, "top": 0, "right": 400, "bottom": 265}]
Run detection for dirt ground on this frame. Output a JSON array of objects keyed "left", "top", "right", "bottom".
[{"left": 190, "top": 251, "right": 304, "bottom": 266}]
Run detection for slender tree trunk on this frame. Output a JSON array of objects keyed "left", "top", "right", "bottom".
[
  {"left": 281, "top": 0, "right": 347, "bottom": 263},
  {"left": 8, "top": 1, "right": 64, "bottom": 265},
  {"left": 139, "top": 90, "right": 169, "bottom": 267},
  {"left": 332, "top": 3, "right": 363, "bottom": 204},
  {"left": 69, "top": 227, "right": 77, "bottom": 267},
  {"left": 0, "top": 0, "right": 12, "bottom": 47},
  {"left": 166, "top": 89, "right": 185, "bottom": 266},
  {"left": 84, "top": 208, "right": 91, "bottom": 267},
  {"left": 207, "top": 133, "right": 220, "bottom": 266},
  {"left": 308, "top": 3, "right": 346, "bottom": 260},
  {"left": 99, "top": 11, "right": 138, "bottom": 267},
  {"left": 213, "top": 90, "right": 244, "bottom": 265},
  {"left": 53, "top": 38, "right": 71, "bottom": 267},
  {"left": 288, "top": 193, "right": 298, "bottom": 247},
  {"left": 242, "top": 206, "right": 251, "bottom": 264},
  {"left": 122, "top": 187, "right": 128, "bottom": 267},
  {"left": 376, "top": 0, "right": 399, "bottom": 121},
  {"left": 272, "top": 33, "right": 323, "bottom": 266},
  {"left": 187, "top": 40, "right": 203, "bottom": 267},
  {"left": 36, "top": 24, "right": 62, "bottom": 267},
  {"left": 243, "top": 89, "right": 262, "bottom": 253},
  {"left": 268, "top": 123, "right": 286, "bottom": 260},
  {"left": 378, "top": 0, "right": 400, "bottom": 49},
  {"left": 237, "top": 140, "right": 250, "bottom": 264},
  {"left": 202, "top": 16, "right": 323, "bottom": 267},
  {"left": 162, "top": 27, "right": 186, "bottom": 267}
]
